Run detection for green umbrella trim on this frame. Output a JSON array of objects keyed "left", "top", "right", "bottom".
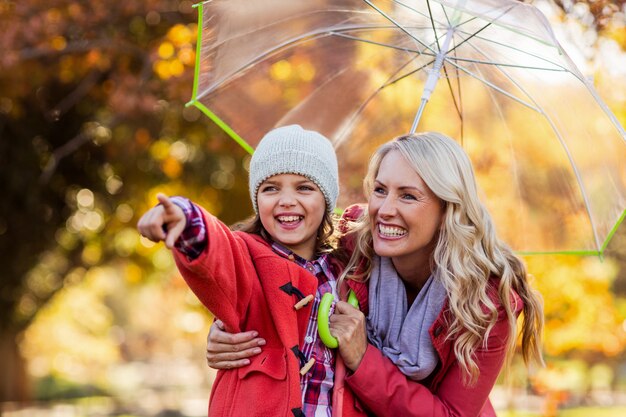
[
  {"left": 601, "top": 209, "right": 626, "bottom": 254},
  {"left": 188, "top": 100, "right": 255, "bottom": 156},
  {"left": 187, "top": 1, "right": 254, "bottom": 156}
]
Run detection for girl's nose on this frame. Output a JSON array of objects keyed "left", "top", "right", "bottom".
[{"left": 279, "top": 192, "right": 296, "bottom": 207}]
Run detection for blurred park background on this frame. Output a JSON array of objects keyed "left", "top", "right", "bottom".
[{"left": 1, "top": 0, "right": 626, "bottom": 416}]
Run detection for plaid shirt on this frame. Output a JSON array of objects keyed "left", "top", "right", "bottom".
[{"left": 171, "top": 197, "right": 338, "bottom": 417}]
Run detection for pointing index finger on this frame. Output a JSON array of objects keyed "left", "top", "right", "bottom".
[{"left": 156, "top": 193, "right": 173, "bottom": 208}]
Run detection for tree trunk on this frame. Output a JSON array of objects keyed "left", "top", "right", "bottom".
[{"left": 0, "top": 328, "right": 30, "bottom": 403}]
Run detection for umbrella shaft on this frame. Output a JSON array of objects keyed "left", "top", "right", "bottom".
[
  {"left": 410, "top": 100, "right": 428, "bottom": 134},
  {"left": 411, "top": 28, "right": 454, "bottom": 133}
]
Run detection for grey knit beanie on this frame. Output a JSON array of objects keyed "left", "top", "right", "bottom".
[{"left": 249, "top": 125, "right": 339, "bottom": 214}]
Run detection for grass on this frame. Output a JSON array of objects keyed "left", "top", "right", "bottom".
[{"left": 499, "top": 407, "right": 626, "bottom": 417}]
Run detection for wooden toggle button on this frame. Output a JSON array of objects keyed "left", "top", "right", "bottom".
[
  {"left": 293, "top": 294, "right": 314, "bottom": 310},
  {"left": 299, "top": 358, "right": 315, "bottom": 375}
]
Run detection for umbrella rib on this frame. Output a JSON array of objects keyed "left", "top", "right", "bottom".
[
  {"left": 532, "top": 120, "right": 604, "bottom": 251},
  {"left": 329, "top": 30, "right": 558, "bottom": 73},
  {"left": 391, "top": 0, "right": 435, "bottom": 22},
  {"left": 392, "top": 0, "right": 483, "bottom": 30},
  {"left": 335, "top": 55, "right": 426, "bottom": 146},
  {"left": 330, "top": 31, "right": 436, "bottom": 57},
  {"left": 373, "top": 0, "right": 571, "bottom": 74},
  {"left": 451, "top": 47, "right": 603, "bottom": 249},
  {"left": 394, "top": 0, "right": 498, "bottom": 57},
  {"left": 372, "top": 29, "right": 450, "bottom": 90},
  {"left": 198, "top": 26, "right": 404, "bottom": 100},
  {"left": 206, "top": 22, "right": 421, "bottom": 53},
  {"left": 202, "top": 4, "right": 400, "bottom": 50},
  {"left": 441, "top": 66, "right": 464, "bottom": 139},
  {"left": 439, "top": 1, "right": 465, "bottom": 134},
  {"left": 423, "top": 5, "right": 553, "bottom": 76},
  {"left": 362, "top": 0, "right": 438, "bottom": 54},
  {"left": 332, "top": 27, "right": 567, "bottom": 72},
  {"left": 552, "top": 139, "right": 603, "bottom": 251},
  {"left": 202, "top": 20, "right": 453, "bottom": 101},
  {"left": 430, "top": 0, "right": 465, "bottom": 137},
  {"left": 429, "top": 0, "right": 558, "bottom": 47},
  {"left": 443, "top": 59, "right": 541, "bottom": 112},
  {"left": 383, "top": 59, "right": 436, "bottom": 89},
  {"left": 444, "top": 47, "right": 464, "bottom": 141},
  {"left": 425, "top": 0, "right": 442, "bottom": 52},
  {"left": 443, "top": 55, "right": 568, "bottom": 72},
  {"left": 331, "top": 23, "right": 451, "bottom": 63},
  {"left": 277, "top": 64, "right": 354, "bottom": 129},
  {"left": 473, "top": 63, "right": 528, "bottom": 237},
  {"left": 358, "top": 1, "right": 543, "bottom": 128},
  {"left": 406, "top": 0, "right": 566, "bottom": 68},
  {"left": 462, "top": 37, "right": 544, "bottom": 104},
  {"left": 451, "top": 28, "right": 573, "bottom": 74},
  {"left": 202, "top": 0, "right": 433, "bottom": 55},
  {"left": 199, "top": 23, "right": 444, "bottom": 100},
  {"left": 399, "top": 0, "right": 570, "bottom": 74},
  {"left": 461, "top": 38, "right": 566, "bottom": 114},
  {"left": 438, "top": 5, "right": 572, "bottom": 75},
  {"left": 373, "top": 28, "right": 450, "bottom": 89},
  {"left": 446, "top": 6, "right": 517, "bottom": 54},
  {"left": 374, "top": 55, "right": 538, "bottom": 115},
  {"left": 492, "top": 79, "right": 604, "bottom": 252}
]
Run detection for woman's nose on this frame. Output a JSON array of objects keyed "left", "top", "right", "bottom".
[{"left": 377, "top": 196, "right": 397, "bottom": 218}]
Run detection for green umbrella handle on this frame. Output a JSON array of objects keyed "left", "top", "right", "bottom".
[
  {"left": 317, "top": 290, "right": 360, "bottom": 348},
  {"left": 347, "top": 290, "right": 359, "bottom": 308}
]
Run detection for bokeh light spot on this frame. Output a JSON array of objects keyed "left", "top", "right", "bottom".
[
  {"left": 158, "top": 42, "right": 175, "bottom": 60},
  {"left": 76, "top": 189, "right": 94, "bottom": 209},
  {"left": 270, "top": 60, "right": 292, "bottom": 81}
]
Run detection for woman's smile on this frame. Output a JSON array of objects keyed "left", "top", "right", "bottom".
[{"left": 377, "top": 222, "right": 408, "bottom": 239}]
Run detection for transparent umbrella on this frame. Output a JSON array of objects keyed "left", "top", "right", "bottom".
[{"left": 187, "top": 0, "right": 626, "bottom": 255}]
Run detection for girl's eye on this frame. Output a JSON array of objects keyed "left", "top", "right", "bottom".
[
  {"left": 260, "top": 185, "right": 277, "bottom": 192},
  {"left": 298, "top": 185, "right": 315, "bottom": 191}
]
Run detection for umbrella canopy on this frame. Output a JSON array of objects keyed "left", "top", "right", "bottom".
[{"left": 188, "top": 0, "right": 626, "bottom": 255}]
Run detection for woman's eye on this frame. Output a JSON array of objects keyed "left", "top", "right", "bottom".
[
  {"left": 401, "top": 193, "right": 417, "bottom": 201},
  {"left": 373, "top": 186, "right": 386, "bottom": 195}
]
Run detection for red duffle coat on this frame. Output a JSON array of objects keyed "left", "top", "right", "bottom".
[{"left": 172, "top": 207, "right": 370, "bottom": 417}]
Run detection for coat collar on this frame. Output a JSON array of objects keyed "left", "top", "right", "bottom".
[{"left": 240, "top": 233, "right": 321, "bottom": 347}]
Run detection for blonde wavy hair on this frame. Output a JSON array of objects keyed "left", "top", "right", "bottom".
[{"left": 340, "top": 132, "right": 544, "bottom": 385}]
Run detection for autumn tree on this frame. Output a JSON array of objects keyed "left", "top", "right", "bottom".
[{"left": 0, "top": 0, "right": 251, "bottom": 401}]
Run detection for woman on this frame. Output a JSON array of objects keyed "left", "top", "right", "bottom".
[{"left": 207, "top": 132, "right": 544, "bottom": 417}]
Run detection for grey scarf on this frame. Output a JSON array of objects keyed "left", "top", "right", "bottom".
[{"left": 367, "top": 256, "right": 447, "bottom": 381}]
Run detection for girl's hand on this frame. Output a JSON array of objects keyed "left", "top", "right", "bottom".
[
  {"left": 206, "top": 320, "right": 266, "bottom": 369},
  {"left": 329, "top": 301, "right": 368, "bottom": 371},
  {"left": 137, "top": 193, "right": 186, "bottom": 248}
]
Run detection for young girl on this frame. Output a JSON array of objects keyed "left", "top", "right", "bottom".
[{"left": 137, "top": 125, "right": 369, "bottom": 417}]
